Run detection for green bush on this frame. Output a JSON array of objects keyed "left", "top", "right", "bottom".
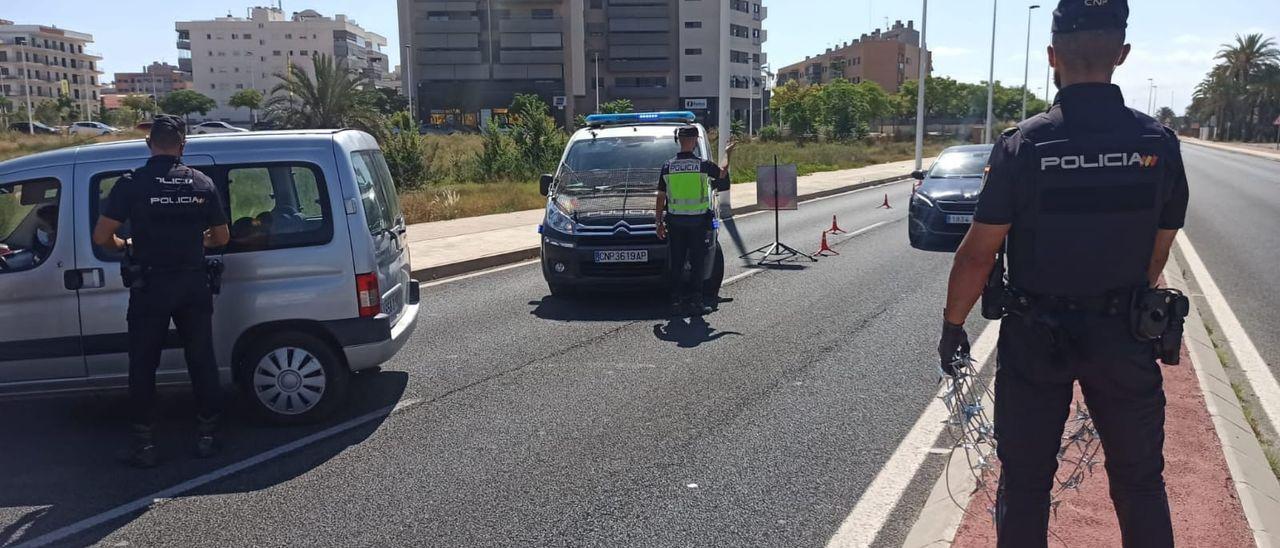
[
  {"left": 509, "top": 94, "right": 567, "bottom": 176},
  {"left": 473, "top": 124, "right": 518, "bottom": 180},
  {"left": 380, "top": 115, "right": 429, "bottom": 191},
  {"left": 758, "top": 125, "right": 783, "bottom": 142}
]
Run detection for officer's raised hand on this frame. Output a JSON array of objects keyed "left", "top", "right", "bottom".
[{"left": 937, "top": 321, "right": 970, "bottom": 377}]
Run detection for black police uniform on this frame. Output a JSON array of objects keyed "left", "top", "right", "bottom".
[
  {"left": 658, "top": 151, "right": 730, "bottom": 306},
  {"left": 103, "top": 154, "right": 227, "bottom": 427}
]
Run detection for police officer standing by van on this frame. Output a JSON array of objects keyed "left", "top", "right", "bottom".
[
  {"left": 93, "top": 115, "right": 231, "bottom": 468},
  {"left": 656, "top": 126, "right": 733, "bottom": 316},
  {"left": 938, "top": 1, "right": 1189, "bottom": 546}
]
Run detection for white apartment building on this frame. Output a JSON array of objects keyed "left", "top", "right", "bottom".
[
  {"left": 678, "top": 0, "right": 768, "bottom": 129},
  {"left": 0, "top": 19, "right": 104, "bottom": 120},
  {"left": 177, "top": 7, "right": 389, "bottom": 123}
]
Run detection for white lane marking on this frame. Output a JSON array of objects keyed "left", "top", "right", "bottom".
[
  {"left": 421, "top": 259, "right": 539, "bottom": 287},
  {"left": 1176, "top": 232, "right": 1280, "bottom": 431},
  {"left": 13, "top": 399, "right": 416, "bottom": 548},
  {"left": 722, "top": 220, "right": 894, "bottom": 287},
  {"left": 825, "top": 320, "right": 1001, "bottom": 548}
]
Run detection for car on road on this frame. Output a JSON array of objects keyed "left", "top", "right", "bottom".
[
  {"left": 538, "top": 111, "right": 725, "bottom": 297},
  {"left": 191, "top": 121, "right": 249, "bottom": 135},
  {"left": 68, "top": 121, "right": 121, "bottom": 136},
  {"left": 908, "top": 144, "right": 994, "bottom": 249},
  {"left": 0, "top": 129, "right": 419, "bottom": 423},
  {"left": 8, "top": 121, "right": 60, "bottom": 135}
]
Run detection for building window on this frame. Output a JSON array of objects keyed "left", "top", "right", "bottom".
[
  {"left": 236, "top": 84, "right": 244, "bottom": 89},
  {"left": 273, "top": 50, "right": 281, "bottom": 56},
  {"left": 232, "top": 34, "right": 239, "bottom": 39},
  {"left": 684, "top": 75, "right": 703, "bottom": 82},
  {"left": 684, "top": 22, "right": 702, "bottom": 29},
  {"left": 684, "top": 48, "right": 702, "bottom": 55},
  {"left": 300, "top": 50, "right": 309, "bottom": 56},
  {"left": 244, "top": 33, "right": 252, "bottom": 39},
  {"left": 210, "top": 84, "right": 216, "bottom": 89},
  {"left": 532, "top": 8, "right": 554, "bottom": 19},
  {"left": 285, "top": 34, "right": 293, "bottom": 39}
]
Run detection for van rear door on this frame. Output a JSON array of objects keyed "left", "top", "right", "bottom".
[{"left": 348, "top": 151, "right": 410, "bottom": 324}]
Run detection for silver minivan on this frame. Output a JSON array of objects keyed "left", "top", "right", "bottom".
[{"left": 0, "top": 129, "right": 419, "bottom": 423}]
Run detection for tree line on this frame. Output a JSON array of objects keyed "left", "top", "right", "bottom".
[
  {"left": 1187, "top": 33, "right": 1280, "bottom": 142},
  {"left": 767, "top": 77, "right": 1048, "bottom": 141}
]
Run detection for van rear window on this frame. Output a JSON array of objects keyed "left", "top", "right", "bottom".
[{"left": 350, "top": 151, "right": 402, "bottom": 235}]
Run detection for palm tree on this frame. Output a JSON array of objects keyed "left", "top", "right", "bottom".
[
  {"left": 263, "top": 54, "right": 381, "bottom": 135},
  {"left": 1215, "top": 34, "right": 1280, "bottom": 140}
]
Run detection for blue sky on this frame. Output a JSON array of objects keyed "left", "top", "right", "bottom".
[{"left": 6, "top": 0, "right": 1277, "bottom": 115}]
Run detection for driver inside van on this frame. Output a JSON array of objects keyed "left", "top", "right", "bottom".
[{"left": 31, "top": 204, "right": 58, "bottom": 264}]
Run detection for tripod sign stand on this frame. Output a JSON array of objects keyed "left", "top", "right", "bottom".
[{"left": 741, "top": 155, "right": 816, "bottom": 265}]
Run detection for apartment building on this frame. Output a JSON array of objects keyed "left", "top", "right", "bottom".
[
  {"left": 398, "top": 0, "right": 768, "bottom": 130},
  {"left": 777, "top": 20, "right": 930, "bottom": 94},
  {"left": 177, "top": 7, "right": 390, "bottom": 123},
  {"left": 113, "top": 62, "right": 191, "bottom": 100},
  {"left": 0, "top": 19, "right": 104, "bottom": 116}
]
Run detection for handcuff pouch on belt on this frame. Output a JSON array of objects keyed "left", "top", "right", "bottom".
[{"left": 1130, "top": 288, "right": 1190, "bottom": 365}]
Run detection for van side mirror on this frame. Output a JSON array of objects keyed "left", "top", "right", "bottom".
[
  {"left": 911, "top": 170, "right": 926, "bottom": 180},
  {"left": 539, "top": 174, "right": 554, "bottom": 196}
]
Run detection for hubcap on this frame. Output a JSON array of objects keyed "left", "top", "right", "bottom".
[{"left": 253, "top": 346, "right": 325, "bottom": 415}]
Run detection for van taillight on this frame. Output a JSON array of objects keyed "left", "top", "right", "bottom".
[{"left": 356, "top": 273, "right": 381, "bottom": 318}]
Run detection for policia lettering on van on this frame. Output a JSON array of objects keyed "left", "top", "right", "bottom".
[{"left": 656, "top": 126, "right": 733, "bottom": 316}]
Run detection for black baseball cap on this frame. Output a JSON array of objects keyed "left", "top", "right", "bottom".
[
  {"left": 1052, "top": 0, "right": 1128, "bottom": 34},
  {"left": 149, "top": 114, "right": 186, "bottom": 143}
]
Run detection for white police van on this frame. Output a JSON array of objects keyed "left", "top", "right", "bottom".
[
  {"left": 537, "top": 112, "right": 726, "bottom": 297},
  {"left": 0, "top": 130, "right": 419, "bottom": 423}
]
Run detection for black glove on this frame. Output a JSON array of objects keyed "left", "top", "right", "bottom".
[{"left": 938, "top": 321, "right": 971, "bottom": 377}]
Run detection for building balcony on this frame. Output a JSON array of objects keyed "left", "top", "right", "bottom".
[
  {"left": 500, "top": 50, "right": 564, "bottom": 64},
  {"left": 177, "top": 39, "right": 191, "bottom": 50},
  {"left": 422, "top": 50, "right": 483, "bottom": 64},
  {"left": 755, "top": 6, "right": 768, "bottom": 21},
  {"left": 420, "top": 19, "right": 483, "bottom": 33},
  {"left": 418, "top": 1, "right": 480, "bottom": 9},
  {"left": 607, "top": 59, "right": 672, "bottom": 73},
  {"left": 498, "top": 18, "right": 563, "bottom": 34},
  {"left": 609, "top": 86, "right": 672, "bottom": 99}
]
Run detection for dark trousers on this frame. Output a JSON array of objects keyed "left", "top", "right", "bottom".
[
  {"left": 993, "top": 313, "right": 1172, "bottom": 548},
  {"left": 127, "top": 271, "right": 222, "bottom": 425},
  {"left": 666, "top": 218, "right": 712, "bottom": 302}
]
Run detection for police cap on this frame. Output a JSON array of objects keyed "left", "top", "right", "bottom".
[
  {"left": 676, "top": 126, "right": 699, "bottom": 139},
  {"left": 1052, "top": 0, "right": 1128, "bottom": 34},
  {"left": 149, "top": 114, "right": 187, "bottom": 145}
]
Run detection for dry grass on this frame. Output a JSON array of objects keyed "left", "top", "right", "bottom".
[
  {"left": 0, "top": 130, "right": 145, "bottom": 163},
  {"left": 728, "top": 138, "right": 959, "bottom": 184},
  {"left": 401, "top": 181, "right": 545, "bottom": 224}
]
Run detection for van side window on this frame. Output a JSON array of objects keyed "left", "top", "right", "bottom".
[
  {"left": 0, "top": 177, "right": 61, "bottom": 273},
  {"left": 224, "top": 164, "right": 332, "bottom": 253},
  {"left": 91, "top": 173, "right": 130, "bottom": 261},
  {"left": 350, "top": 151, "right": 399, "bottom": 235}
]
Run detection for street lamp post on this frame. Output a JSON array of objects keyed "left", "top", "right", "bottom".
[
  {"left": 1147, "top": 79, "right": 1155, "bottom": 115},
  {"left": 984, "top": 0, "right": 998, "bottom": 144},
  {"left": 914, "top": 0, "right": 929, "bottom": 171},
  {"left": 1021, "top": 4, "right": 1041, "bottom": 121},
  {"left": 16, "top": 38, "right": 34, "bottom": 134},
  {"left": 403, "top": 45, "right": 415, "bottom": 121},
  {"left": 593, "top": 51, "right": 600, "bottom": 113}
]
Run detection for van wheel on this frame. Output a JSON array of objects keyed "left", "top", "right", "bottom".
[
  {"left": 703, "top": 245, "right": 725, "bottom": 298},
  {"left": 240, "top": 332, "right": 348, "bottom": 425}
]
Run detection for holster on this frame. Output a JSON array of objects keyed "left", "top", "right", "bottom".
[
  {"left": 1130, "top": 288, "right": 1191, "bottom": 365},
  {"left": 206, "top": 258, "right": 225, "bottom": 295},
  {"left": 120, "top": 246, "right": 146, "bottom": 289}
]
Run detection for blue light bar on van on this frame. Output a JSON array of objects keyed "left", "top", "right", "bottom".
[{"left": 584, "top": 111, "right": 697, "bottom": 127}]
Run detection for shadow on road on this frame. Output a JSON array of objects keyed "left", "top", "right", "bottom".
[
  {"left": 528, "top": 291, "right": 674, "bottom": 322},
  {"left": 0, "top": 371, "right": 408, "bottom": 546},
  {"left": 652, "top": 316, "right": 742, "bottom": 348}
]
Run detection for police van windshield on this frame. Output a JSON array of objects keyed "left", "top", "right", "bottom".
[
  {"left": 929, "top": 151, "right": 992, "bottom": 178},
  {"left": 558, "top": 136, "right": 682, "bottom": 193}
]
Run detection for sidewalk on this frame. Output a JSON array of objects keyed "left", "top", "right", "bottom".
[
  {"left": 405, "top": 157, "right": 926, "bottom": 281},
  {"left": 1184, "top": 137, "right": 1280, "bottom": 162},
  {"left": 905, "top": 258, "right": 1280, "bottom": 547}
]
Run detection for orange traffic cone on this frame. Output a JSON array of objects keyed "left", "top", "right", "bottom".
[
  {"left": 816, "top": 230, "right": 839, "bottom": 256},
  {"left": 878, "top": 193, "right": 893, "bottom": 209},
  {"left": 829, "top": 215, "right": 848, "bottom": 234}
]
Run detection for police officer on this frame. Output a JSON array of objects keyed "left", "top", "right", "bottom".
[
  {"left": 92, "top": 115, "right": 231, "bottom": 468},
  {"left": 938, "top": 1, "right": 1188, "bottom": 546},
  {"left": 656, "top": 127, "right": 733, "bottom": 316}
]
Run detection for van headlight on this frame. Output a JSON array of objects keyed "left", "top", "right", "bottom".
[{"left": 546, "top": 202, "right": 577, "bottom": 235}]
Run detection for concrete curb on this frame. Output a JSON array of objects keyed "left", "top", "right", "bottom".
[
  {"left": 900, "top": 441, "right": 983, "bottom": 547},
  {"left": 410, "top": 173, "right": 911, "bottom": 283},
  {"left": 1169, "top": 250, "right": 1280, "bottom": 548},
  {"left": 1184, "top": 139, "right": 1280, "bottom": 163}
]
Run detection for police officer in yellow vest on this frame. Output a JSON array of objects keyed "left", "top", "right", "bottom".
[{"left": 656, "top": 126, "right": 733, "bottom": 316}]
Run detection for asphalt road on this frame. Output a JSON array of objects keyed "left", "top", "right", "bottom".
[
  {"left": 0, "top": 143, "right": 1273, "bottom": 548},
  {"left": 1179, "top": 144, "right": 1280, "bottom": 377}
]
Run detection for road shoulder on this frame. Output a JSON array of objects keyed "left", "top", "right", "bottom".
[{"left": 1183, "top": 137, "right": 1280, "bottom": 162}]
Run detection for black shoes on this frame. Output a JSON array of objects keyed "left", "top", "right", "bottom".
[
  {"left": 119, "top": 423, "right": 160, "bottom": 469},
  {"left": 672, "top": 296, "right": 715, "bottom": 316},
  {"left": 194, "top": 414, "right": 221, "bottom": 459}
]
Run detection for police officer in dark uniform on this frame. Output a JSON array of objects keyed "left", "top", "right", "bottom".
[
  {"left": 656, "top": 127, "right": 733, "bottom": 316},
  {"left": 93, "top": 115, "right": 231, "bottom": 468},
  {"left": 938, "top": 1, "right": 1189, "bottom": 546}
]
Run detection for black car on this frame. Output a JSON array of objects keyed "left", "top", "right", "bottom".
[
  {"left": 8, "top": 121, "right": 59, "bottom": 135},
  {"left": 908, "top": 144, "right": 994, "bottom": 249},
  {"left": 538, "top": 115, "right": 724, "bottom": 297}
]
